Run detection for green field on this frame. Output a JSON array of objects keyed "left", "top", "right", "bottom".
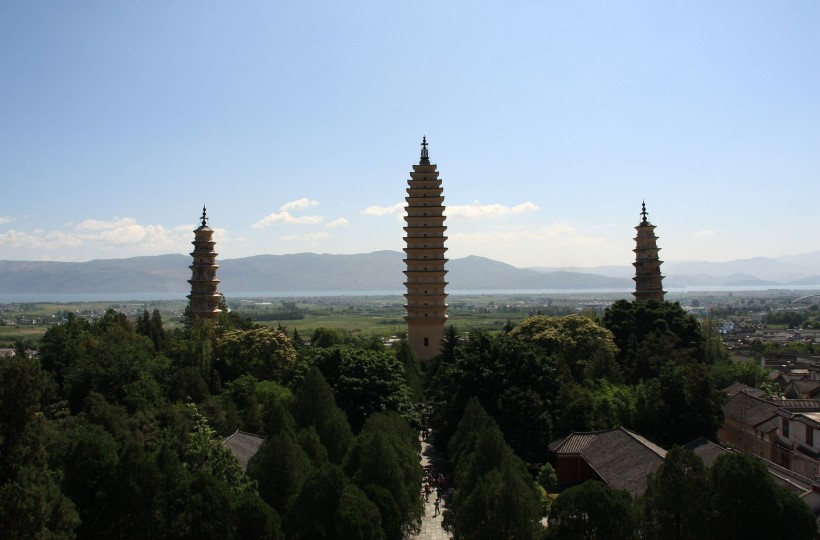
[
  {"left": 0, "top": 293, "right": 590, "bottom": 347},
  {"left": 5, "top": 289, "right": 807, "bottom": 348}
]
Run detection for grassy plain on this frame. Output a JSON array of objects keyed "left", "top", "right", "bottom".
[{"left": 0, "top": 293, "right": 594, "bottom": 347}]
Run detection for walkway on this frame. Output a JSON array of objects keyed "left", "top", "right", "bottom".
[{"left": 412, "top": 436, "right": 452, "bottom": 540}]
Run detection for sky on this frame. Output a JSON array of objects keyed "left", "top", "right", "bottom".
[{"left": 1, "top": 1, "right": 818, "bottom": 269}]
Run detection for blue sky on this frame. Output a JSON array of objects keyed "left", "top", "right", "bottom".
[{"left": 1, "top": 1, "right": 818, "bottom": 268}]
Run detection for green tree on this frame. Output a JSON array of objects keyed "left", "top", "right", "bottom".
[
  {"left": 310, "top": 327, "right": 344, "bottom": 348},
  {"left": 0, "top": 356, "right": 79, "bottom": 539},
  {"left": 291, "top": 368, "right": 354, "bottom": 465},
  {"left": 345, "top": 412, "right": 423, "bottom": 539},
  {"left": 60, "top": 311, "right": 162, "bottom": 413},
  {"left": 313, "top": 346, "right": 416, "bottom": 431},
  {"left": 215, "top": 327, "right": 300, "bottom": 383},
  {"left": 444, "top": 399, "right": 544, "bottom": 540},
  {"left": 181, "top": 403, "right": 254, "bottom": 494},
  {"left": 710, "top": 453, "right": 815, "bottom": 540},
  {"left": 284, "top": 464, "right": 385, "bottom": 540},
  {"left": 136, "top": 308, "right": 167, "bottom": 352},
  {"left": 510, "top": 314, "right": 617, "bottom": 382},
  {"left": 547, "top": 480, "right": 636, "bottom": 540},
  {"left": 428, "top": 332, "right": 558, "bottom": 463},
  {"left": 603, "top": 300, "right": 704, "bottom": 382},
  {"left": 639, "top": 446, "right": 711, "bottom": 540},
  {"left": 248, "top": 428, "right": 314, "bottom": 515}
]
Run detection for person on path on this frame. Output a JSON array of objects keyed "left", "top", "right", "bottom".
[{"left": 433, "top": 497, "right": 440, "bottom": 517}]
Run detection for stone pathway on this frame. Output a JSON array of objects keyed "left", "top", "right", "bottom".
[{"left": 412, "top": 436, "right": 452, "bottom": 540}]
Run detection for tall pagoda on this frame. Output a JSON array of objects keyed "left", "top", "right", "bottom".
[
  {"left": 187, "top": 206, "right": 223, "bottom": 319},
  {"left": 403, "top": 137, "right": 448, "bottom": 361},
  {"left": 632, "top": 201, "right": 666, "bottom": 302}
]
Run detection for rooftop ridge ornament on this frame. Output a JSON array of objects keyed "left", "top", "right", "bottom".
[
  {"left": 640, "top": 200, "right": 648, "bottom": 224},
  {"left": 201, "top": 205, "right": 208, "bottom": 227},
  {"left": 420, "top": 136, "right": 430, "bottom": 165}
]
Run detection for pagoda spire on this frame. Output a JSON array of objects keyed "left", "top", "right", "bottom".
[
  {"left": 404, "top": 137, "right": 448, "bottom": 360},
  {"left": 420, "top": 136, "right": 430, "bottom": 165},
  {"left": 632, "top": 201, "right": 665, "bottom": 302}
]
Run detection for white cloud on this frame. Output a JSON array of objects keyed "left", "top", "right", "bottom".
[
  {"left": 327, "top": 218, "right": 349, "bottom": 228},
  {"left": 0, "top": 217, "right": 217, "bottom": 258},
  {"left": 281, "top": 198, "right": 319, "bottom": 212},
  {"left": 76, "top": 217, "right": 138, "bottom": 231},
  {"left": 253, "top": 198, "right": 325, "bottom": 229},
  {"left": 447, "top": 202, "right": 539, "bottom": 219},
  {"left": 0, "top": 229, "right": 82, "bottom": 250},
  {"left": 253, "top": 212, "right": 324, "bottom": 228},
  {"left": 693, "top": 230, "right": 715, "bottom": 239},
  {"left": 361, "top": 203, "right": 404, "bottom": 217},
  {"left": 0, "top": 216, "right": 13, "bottom": 225},
  {"left": 73, "top": 217, "right": 189, "bottom": 250}
]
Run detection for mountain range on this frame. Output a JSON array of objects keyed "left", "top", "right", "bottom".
[{"left": 0, "top": 250, "right": 817, "bottom": 294}]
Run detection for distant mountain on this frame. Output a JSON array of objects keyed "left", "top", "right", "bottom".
[
  {"left": 528, "top": 251, "right": 820, "bottom": 287},
  {"left": 0, "top": 250, "right": 817, "bottom": 295},
  {"left": 0, "top": 251, "right": 632, "bottom": 294},
  {"left": 662, "top": 252, "right": 820, "bottom": 283}
]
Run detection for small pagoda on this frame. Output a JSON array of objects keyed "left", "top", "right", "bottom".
[
  {"left": 632, "top": 201, "right": 666, "bottom": 302},
  {"left": 403, "top": 137, "right": 448, "bottom": 361},
  {"left": 187, "top": 206, "right": 222, "bottom": 319}
]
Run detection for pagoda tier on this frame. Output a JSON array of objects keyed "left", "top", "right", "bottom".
[
  {"left": 632, "top": 201, "right": 666, "bottom": 302},
  {"left": 404, "top": 137, "right": 448, "bottom": 361},
  {"left": 187, "top": 206, "right": 223, "bottom": 320}
]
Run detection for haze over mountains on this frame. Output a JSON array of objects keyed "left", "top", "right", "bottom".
[{"left": 0, "top": 250, "right": 818, "bottom": 295}]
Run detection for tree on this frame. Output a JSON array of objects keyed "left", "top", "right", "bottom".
[
  {"left": 639, "top": 446, "right": 711, "bottom": 540},
  {"left": 547, "top": 480, "right": 636, "bottom": 540},
  {"left": 215, "top": 327, "right": 300, "bottom": 383},
  {"left": 136, "top": 308, "right": 167, "bottom": 352},
  {"left": 0, "top": 356, "right": 79, "bottom": 539},
  {"left": 181, "top": 403, "right": 254, "bottom": 494},
  {"left": 635, "top": 363, "right": 723, "bottom": 445},
  {"left": 709, "top": 453, "right": 816, "bottom": 540},
  {"left": 444, "top": 399, "right": 544, "bottom": 540},
  {"left": 248, "top": 430, "right": 314, "bottom": 515},
  {"left": 59, "top": 311, "right": 162, "bottom": 413},
  {"left": 291, "top": 367, "right": 354, "bottom": 465},
  {"left": 427, "top": 332, "right": 558, "bottom": 462},
  {"left": 313, "top": 346, "right": 416, "bottom": 431},
  {"left": 603, "top": 300, "right": 704, "bottom": 382},
  {"left": 510, "top": 314, "right": 617, "bottom": 382},
  {"left": 284, "top": 464, "right": 385, "bottom": 540},
  {"left": 310, "top": 327, "right": 344, "bottom": 348},
  {"left": 345, "top": 412, "right": 423, "bottom": 539}
]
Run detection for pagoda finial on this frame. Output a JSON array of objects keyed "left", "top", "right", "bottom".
[
  {"left": 640, "top": 200, "right": 648, "bottom": 224},
  {"left": 420, "top": 136, "right": 430, "bottom": 165},
  {"left": 201, "top": 205, "right": 208, "bottom": 227}
]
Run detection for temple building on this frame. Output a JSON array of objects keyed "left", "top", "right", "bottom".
[
  {"left": 403, "top": 137, "right": 448, "bottom": 361},
  {"left": 632, "top": 201, "right": 666, "bottom": 302},
  {"left": 187, "top": 206, "right": 223, "bottom": 319}
]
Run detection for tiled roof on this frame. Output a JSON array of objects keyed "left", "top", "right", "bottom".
[
  {"left": 779, "top": 399, "right": 820, "bottom": 411},
  {"left": 723, "top": 382, "right": 765, "bottom": 398},
  {"left": 221, "top": 430, "right": 265, "bottom": 471},
  {"left": 579, "top": 427, "right": 667, "bottom": 497},
  {"left": 722, "top": 391, "right": 780, "bottom": 427},
  {"left": 684, "top": 437, "right": 730, "bottom": 467},
  {"left": 549, "top": 432, "right": 601, "bottom": 454}
]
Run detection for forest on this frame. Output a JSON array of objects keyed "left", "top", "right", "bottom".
[{"left": 0, "top": 298, "right": 816, "bottom": 539}]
